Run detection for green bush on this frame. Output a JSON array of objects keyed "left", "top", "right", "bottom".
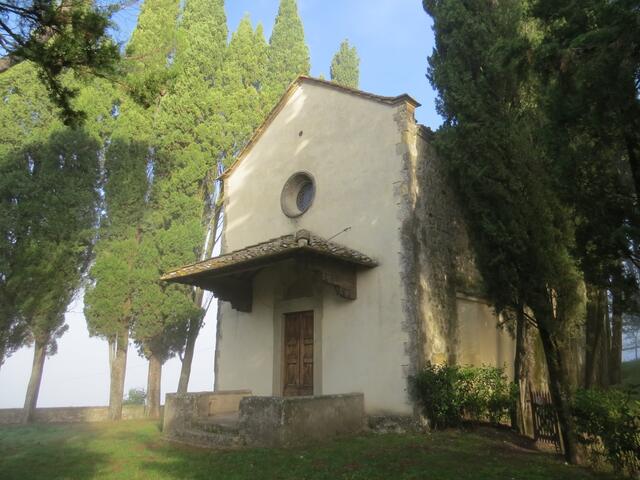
[
  {"left": 123, "top": 388, "right": 146, "bottom": 406},
  {"left": 457, "top": 365, "right": 518, "bottom": 424},
  {"left": 572, "top": 388, "right": 640, "bottom": 477},
  {"left": 410, "top": 363, "right": 517, "bottom": 429},
  {"left": 410, "top": 363, "right": 461, "bottom": 428}
]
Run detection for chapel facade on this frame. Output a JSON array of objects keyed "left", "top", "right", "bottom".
[{"left": 163, "top": 77, "right": 516, "bottom": 416}]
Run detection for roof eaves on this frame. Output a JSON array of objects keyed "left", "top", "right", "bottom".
[{"left": 161, "top": 230, "right": 378, "bottom": 282}]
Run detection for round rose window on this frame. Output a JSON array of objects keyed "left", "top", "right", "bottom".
[{"left": 281, "top": 172, "right": 316, "bottom": 217}]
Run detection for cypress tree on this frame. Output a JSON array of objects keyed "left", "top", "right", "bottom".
[
  {"left": 155, "top": 12, "right": 275, "bottom": 394},
  {"left": 330, "top": 39, "right": 359, "bottom": 89},
  {"left": 266, "top": 0, "right": 310, "bottom": 106},
  {"left": 0, "top": 62, "right": 106, "bottom": 421},
  {"left": 84, "top": 97, "right": 151, "bottom": 421},
  {"left": 140, "top": 0, "right": 228, "bottom": 401},
  {"left": 174, "top": 16, "right": 273, "bottom": 393},
  {"left": 117, "top": 0, "right": 180, "bottom": 418},
  {"left": 424, "top": 0, "right": 582, "bottom": 462},
  {"left": 15, "top": 127, "right": 100, "bottom": 423},
  {"left": 220, "top": 16, "right": 270, "bottom": 161},
  {"left": 84, "top": 0, "right": 180, "bottom": 419},
  {"left": 0, "top": 63, "right": 54, "bottom": 372},
  {"left": 125, "top": 0, "right": 181, "bottom": 107},
  {"left": 531, "top": 0, "right": 640, "bottom": 386}
]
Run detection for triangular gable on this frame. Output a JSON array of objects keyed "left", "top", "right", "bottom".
[{"left": 220, "top": 76, "right": 420, "bottom": 180}]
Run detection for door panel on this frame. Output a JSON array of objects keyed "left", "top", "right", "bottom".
[{"left": 283, "top": 311, "right": 314, "bottom": 397}]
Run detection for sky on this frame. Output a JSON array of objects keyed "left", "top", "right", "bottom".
[{"left": 0, "top": 0, "right": 440, "bottom": 409}]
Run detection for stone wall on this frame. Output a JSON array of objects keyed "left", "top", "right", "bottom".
[
  {"left": 163, "top": 391, "right": 364, "bottom": 448},
  {"left": 409, "top": 125, "right": 578, "bottom": 394},
  {"left": 238, "top": 393, "right": 365, "bottom": 448},
  {"left": 163, "top": 390, "right": 251, "bottom": 436},
  {"left": 0, "top": 405, "right": 149, "bottom": 425},
  {"left": 410, "top": 126, "right": 486, "bottom": 367},
  {"left": 407, "top": 126, "right": 518, "bottom": 378}
]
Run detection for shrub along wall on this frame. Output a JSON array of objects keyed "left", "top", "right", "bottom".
[
  {"left": 0, "top": 405, "right": 152, "bottom": 425},
  {"left": 410, "top": 363, "right": 640, "bottom": 478},
  {"left": 409, "top": 363, "right": 517, "bottom": 429},
  {"left": 572, "top": 388, "right": 640, "bottom": 478}
]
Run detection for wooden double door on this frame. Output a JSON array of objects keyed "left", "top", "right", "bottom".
[{"left": 283, "top": 310, "right": 314, "bottom": 397}]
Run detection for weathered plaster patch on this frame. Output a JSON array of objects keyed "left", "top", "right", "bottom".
[{"left": 394, "top": 103, "right": 426, "bottom": 386}]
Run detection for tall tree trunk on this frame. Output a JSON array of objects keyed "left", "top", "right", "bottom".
[
  {"left": 609, "top": 288, "right": 623, "bottom": 385},
  {"left": 538, "top": 326, "right": 578, "bottom": 464},
  {"left": 513, "top": 307, "right": 528, "bottom": 435},
  {"left": 585, "top": 286, "right": 609, "bottom": 388},
  {"left": 177, "top": 314, "right": 200, "bottom": 394},
  {"left": 145, "top": 354, "right": 162, "bottom": 418},
  {"left": 624, "top": 132, "right": 640, "bottom": 198},
  {"left": 0, "top": 342, "right": 5, "bottom": 375},
  {"left": 177, "top": 185, "right": 223, "bottom": 394},
  {"left": 22, "top": 338, "right": 47, "bottom": 424},
  {"left": 108, "top": 328, "right": 129, "bottom": 420}
]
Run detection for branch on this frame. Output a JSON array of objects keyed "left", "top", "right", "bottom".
[
  {"left": 0, "top": 18, "right": 26, "bottom": 47},
  {"left": 522, "top": 310, "right": 539, "bottom": 329}
]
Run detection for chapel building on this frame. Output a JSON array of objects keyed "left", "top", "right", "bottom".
[{"left": 163, "top": 77, "right": 515, "bottom": 416}]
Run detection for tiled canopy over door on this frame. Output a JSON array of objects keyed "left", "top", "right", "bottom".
[{"left": 283, "top": 311, "right": 314, "bottom": 396}]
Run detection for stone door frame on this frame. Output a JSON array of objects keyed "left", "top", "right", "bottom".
[{"left": 273, "top": 296, "right": 323, "bottom": 396}]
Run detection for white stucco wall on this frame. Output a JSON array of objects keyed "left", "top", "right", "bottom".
[
  {"left": 215, "top": 272, "right": 276, "bottom": 396},
  {"left": 455, "top": 297, "right": 516, "bottom": 380},
  {"left": 215, "top": 81, "right": 413, "bottom": 414}
]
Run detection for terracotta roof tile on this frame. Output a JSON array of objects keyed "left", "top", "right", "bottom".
[{"left": 161, "top": 229, "right": 377, "bottom": 283}]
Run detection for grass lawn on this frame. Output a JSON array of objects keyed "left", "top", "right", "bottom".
[{"left": 0, "top": 420, "right": 617, "bottom": 480}]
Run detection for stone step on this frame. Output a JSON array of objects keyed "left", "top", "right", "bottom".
[
  {"left": 191, "top": 416, "right": 240, "bottom": 435},
  {"left": 168, "top": 428, "right": 245, "bottom": 449}
]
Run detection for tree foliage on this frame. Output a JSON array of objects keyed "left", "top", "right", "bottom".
[
  {"left": 330, "top": 39, "right": 359, "bottom": 89},
  {"left": 266, "top": 0, "right": 309, "bottom": 106},
  {"left": 424, "top": 0, "right": 582, "bottom": 461},
  {"left": 84, "top": 102, "right": 150, "bottom": 344},
  {"left": 219, "top": 16, "right": 270, "bottom": 163},
  {"left": 0, "top": 63, "right": 104, "bottom": 370},
  {"left": 0, "top": 62, "right": 53, "bottom": 368},
  {"left": 1, "top": 0, "right": 313, "bottom": 406},
  {"left": 8, "top": 127, "right": 100, "bottom": 348},
  {"left": 0, "top": 61, "right": 102, "bottom": 420},
  {"left": 123, "top": 387, "right": 146, "bottom": 405},
  {"left": 424, "top": 0, "right": 640, "bottom": 463},
  {"left": 532, "top": 0, "right": 640, "bottom": 198},
  {"left": 84, "top": 0, "right": 179, "bottom": 417},
  {"left": 152, "top": 7, "right": 274, "bottom": 393},
  {"left": 529, "top": 0, "right": 640, "bottom": 387},
  {"left": 0, "top": 0, "right": 120, "bottom": 125},
  {"left": 136, "top": 0, "right": 228, "bottom": 372},
  {"left": 124, "top": 0, "right": 180, "bottom": 107}
]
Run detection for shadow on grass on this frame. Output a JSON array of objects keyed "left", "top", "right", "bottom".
[
  {"left": 0, "top": 424, "right": 110, "bottom": 480},
  {"left": 135, "top": 430, "right": 617, "bottom": 480},
  {"left": 0, "top": 422, "right": 618, "bottom": 480}
]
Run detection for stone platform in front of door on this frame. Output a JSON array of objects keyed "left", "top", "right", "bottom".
[{"left": 162, "top": 391, "right": 365, "bottom": 449}]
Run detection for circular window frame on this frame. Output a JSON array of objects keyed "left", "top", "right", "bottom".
[{"left": 281, "top": 171, "right": 316, "bottom": 218}]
